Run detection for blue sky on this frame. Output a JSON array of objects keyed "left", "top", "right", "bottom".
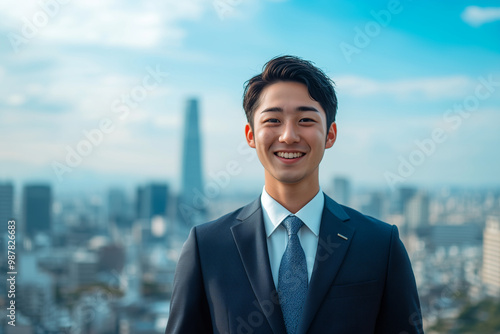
[{"left": 0, "top": 0, "right": 499, "bottom": 194}]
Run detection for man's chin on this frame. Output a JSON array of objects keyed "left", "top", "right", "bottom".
[{"left": 272, "top": 174, "right": 305, "bottom": 185}]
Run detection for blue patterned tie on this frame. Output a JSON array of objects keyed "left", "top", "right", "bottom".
[{"left": 278, "top": 215, "right": 308, "bottom": 334}]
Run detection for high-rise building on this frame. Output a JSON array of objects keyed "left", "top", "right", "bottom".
[
  {"left": 136, "top": 186, "right": 144, "bottom": 219},
  {"left": 136, "top": 183, "right": 169, "bottom": 220},
  {"left": 333, "top": 176, "right": 350, "bottom": 206},
  {"left": 405, "top": 192, "right": 430, "bottom": 230},
  {"left": 69, "top": 250, "right": 99, "bottom": 288},
  {"left": 430, "top": 224, "right": 481, "bottom": 248},
  {"left": 362, "top": 192, "right": 384, "bottom": 219},
  {"left": 0, "top": 182, "right": 14, "bottom": 224},
  {"left": 179, "top": 98, "right": 205, "bottom": 226},
  {"left": 23, "top": 184, "right": 52, "bottom": 236},
  {"left": 17, "top": 254, "right": 54, "bottom": 327},
  {"left": 147, "top": 183, "right": 168, "bottom": 218},
  {"left": 108, "top": 188, "right": 131, "bottom": 227},
  {"left": 396, "top": 186, "right": 417, "bottom": 214},
  {"left": 483, "top": 216, "right": 500, "bottom": 297}
]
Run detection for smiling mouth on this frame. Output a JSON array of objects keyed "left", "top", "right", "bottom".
[{"left": 275, "top": 152, "right": 305, "bottom": 159}]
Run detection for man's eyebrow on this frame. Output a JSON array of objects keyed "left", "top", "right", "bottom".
[
  {"left": 260, "top": 106, "right": 319, "bottom": 113},
  {"left": 297, "top": 106, "right": 319, "bottom": 112},
  {"left": 260, "top": 107, "right": 283, "bottom": 113}
]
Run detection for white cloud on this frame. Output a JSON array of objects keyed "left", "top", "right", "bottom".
[
  {"left": 335, "top": 75, "right": 473, "bottom": 100},
  {"left": 1, "top": 0, "right": 208, "bottom": 48},
  {"left": 462, "top": 6, "right": 500, "bottom": 27},
  {"left": 44, "top": 10, "right": 165, "bottom": 48},
  {"left": 6, "top": 94, "right": 26, "bottom": 106}
]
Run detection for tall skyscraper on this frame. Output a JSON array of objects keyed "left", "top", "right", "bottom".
[
  {"left": 483, "top": 216, "right": 500, "bottom": 297},
  {"left": 136, "top": 186, "right": 144, "bottom": 219},
  {"left": 0, "top": 182, "right": 14, "bottom": 224},
  {"left": 23, "top": 184, "right": 52, "bottom": 236},
  {"left": 362, "top": 192, "right": 384, "bottom": 219},
  {"left": 405, "top": 192, "right": 430, "bottom": 230},
  {"left": 333, "top": 176, "right": 350, "bottom": 206},
  {"left": 108, "top": 188, "right": 131, "bottom": 227},
  {"left": 396, "top": 186, "right": 417, "bottom": 214},
  {"left": 179, "top": 98, "right": 205, "bottom": 226},
  {"left": 136, "top": 183, "right": 169, "bottom": 220}
]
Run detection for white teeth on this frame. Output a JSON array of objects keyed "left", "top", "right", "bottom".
[{"left": 277, "top": 152, "right": 304, "bottom": 159}]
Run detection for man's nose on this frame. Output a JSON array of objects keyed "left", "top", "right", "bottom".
[{"left": 279, "top": 122, "right": 300, "bottom": 144}]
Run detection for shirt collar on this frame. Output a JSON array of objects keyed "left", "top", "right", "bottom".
[{"left": 261, "top": 186, "right": 324, "bottom": 237}]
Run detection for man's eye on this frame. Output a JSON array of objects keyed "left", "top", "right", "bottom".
[
  {"left": 265, "top": 118, "right": 280, "bottom": 123},
  {"left": 300, "top": 118, "right": 315, "bottom": 123}
]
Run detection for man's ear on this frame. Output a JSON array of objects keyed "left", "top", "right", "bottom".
[
  {"left": 245, "top": 123, "right": 256, "bottom": 148},
  {"left": 325, "top": 122, "right": 337, "bottom": 149}
]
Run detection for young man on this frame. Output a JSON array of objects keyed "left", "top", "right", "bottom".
[{"left": 166, "top": 56, "right": 423, "bottom": 334}]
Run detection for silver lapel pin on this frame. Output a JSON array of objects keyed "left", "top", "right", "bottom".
[{"left": 337, "top": 233, "right": 348, "bottom": 240}]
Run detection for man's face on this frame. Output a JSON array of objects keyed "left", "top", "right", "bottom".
[{"left": 245, "top": 81, "right": 336, "bottom": 187}]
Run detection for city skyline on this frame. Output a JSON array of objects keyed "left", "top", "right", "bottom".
[{"left": 1, "top": 176, "right": 499, "bottom": 332}]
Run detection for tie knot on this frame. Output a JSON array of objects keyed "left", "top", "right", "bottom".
[{"left": 282, "top": 215, "right": 304, "bottom": 235}]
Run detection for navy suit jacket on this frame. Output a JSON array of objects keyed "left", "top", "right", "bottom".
[{"left": 166, "top": 194, "right": 423, "bottom": 333}]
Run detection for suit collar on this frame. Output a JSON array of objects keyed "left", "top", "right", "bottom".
[
  {"left": 323, "top": 193, "right": 350, "bottom": 221},
  {"left": 236, "top": 193, "right": 349, "bottom": 223},
  {"left": 232, "top": 197, "right": 287, "bottom": 334},
  {"left": 236, "top": 196, "right": 261, "bottom": 221},
  {"left": 261, "top": 187, "right": 325, "bottom": 237}
]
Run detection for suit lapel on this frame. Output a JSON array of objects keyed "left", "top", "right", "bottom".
[
  {"left": 231, "top": 198, "right": 287, "bottom": 334},
  {"left": 298, "top": 195, "right": 355, "bottom": 334}
]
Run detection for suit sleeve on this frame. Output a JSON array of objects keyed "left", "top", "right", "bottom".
[
  {"left": 374, "top": 225, "right": 424, "bottom": 334},
  {"left": 165, "top": 227, "right": 213, "bottom": 334}
]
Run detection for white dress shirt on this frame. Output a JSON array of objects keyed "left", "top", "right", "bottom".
[{"left": 261, "top": 186, "right": 324, "bottom": 288}]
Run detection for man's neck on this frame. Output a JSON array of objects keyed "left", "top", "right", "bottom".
[{"left": 264, "top": 177, "right": 320, "bottom": 214}]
